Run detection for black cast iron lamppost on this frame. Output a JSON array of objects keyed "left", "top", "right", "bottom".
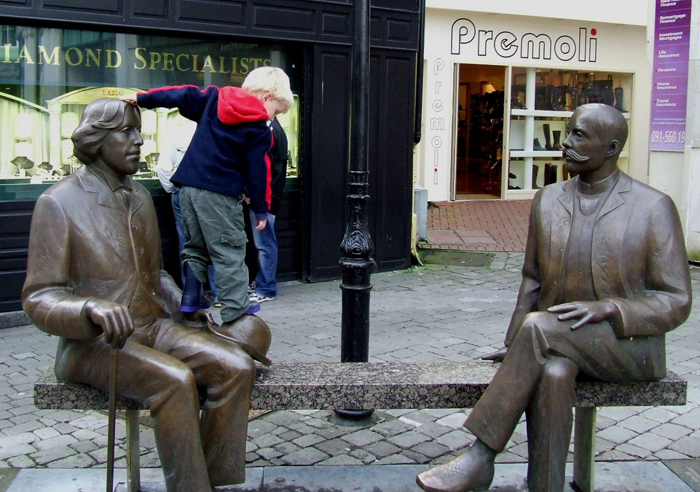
[{"left": 337, "top": 0, "right": 375, "bottom": 420}]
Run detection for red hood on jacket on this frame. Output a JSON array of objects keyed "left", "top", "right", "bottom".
[{"left": 217, "top": 86, "right": 269, "bottom": 125}]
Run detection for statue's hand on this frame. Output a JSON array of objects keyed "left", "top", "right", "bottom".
[
  {"left": 548, "top": 300, "right": 617, "bottom": 330},
  {"left": 84, "top": 299, "right": 135, "bottom": 349}
]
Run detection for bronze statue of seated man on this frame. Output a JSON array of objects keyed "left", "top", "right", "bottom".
[
  {"left": 22, "top": 98, "right": 271, "bottom": 492},
  {"left": 417, "top": 104, "right": 692, "bottom": 492}
]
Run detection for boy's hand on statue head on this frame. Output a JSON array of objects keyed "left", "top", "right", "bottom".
[
  {"left": 121, "top": 96, "right": 139, "bottom": 106},
  {"left": 548, "top": 300, "right": 617, "bottom": 330},
  {"left": 84, "top": 298, "right": 135, "bottom": 349}
]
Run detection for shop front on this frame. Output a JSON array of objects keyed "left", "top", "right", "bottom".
[
  {"left": 419, "top": 6, "right": 652, "bottom": 203},
  {"left": 0, "top": 1, "right": 422, "bottom": 312}
]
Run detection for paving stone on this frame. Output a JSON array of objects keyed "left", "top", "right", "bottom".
[
  {"left": 30, "top": 446, "right": 77, "bottom": 465},
  {"left": 654, "top": 448, "right": 690, "bottom": 460},
  {"left": 32, "top": 433, "right": 78, "bottom": 452},
  {"left": 252, "top": 434, "right": 284, "bottom": 449},
  {"left": 373, "top": 453, "right": 417, "bottom": 465},
  {"left": 273, "top": 441, "right": 301, "bottom": 456},
  {"left": 256, "top": 447, "right": 283, "bottom": 460},
  {"left": 627, "top": 433, "right": 673, "bottom": 453},
  {"left": 32, "top": 427, "right": 60, "bottom": 441},
  {"left": 435, "top": 429, "right": 474, "bottom": 450},
  {"left": 0, "top": 443, "right": 37, "bottom": 461},
  {"left": 669, "top": 435, "right": 700, "bottom": 457},
  {"left": 279, "top": 447, "right": 328, "bottom": 465},
  {"left": 410, "top": 441, "right": 451, "bottom": 459},
  {"left": 402, "top": 449, "right": 430, "bottom": 464},
  {"left": 640, "top": 406, "right": 684, "bottom": 423},
  {"left": 615, "top": 443, "right": 653, "bottom": 459},
  {"left": 277, "top": 430, "right": 302, "bottom": 441},
  {"left": 318, "top": 454, "right": 364, "bottom": 466},
  {"left": 370, "top": 419, "right": 415, "bottom": 438},
  {"left": 45, "top": 453, "right": 96, "bottom": 468},
  {"left": 341, "top": 430, "right": 383, "bottom": 447},
  {"left": 414, "top": 422, "right": 453, "bottom": 439},
  {"left": 70, "top": 440, "right": 99, "bottom": 454},
  {"left": 292, "top": 434, "right": 325, "bottom": 448},
  {"left": 247, "top": 420, "right": 278, "bottom": 438},
  {"left": 618, "top": 416, "right": 661, "bottom": 434},
  {"left": 315, "top": 438, "right": 352, "bottom": 457},
  {"left": 399, "top": 411, "right": 438, "bottom": 426},
  {"left": 388, "top": 431, "right": 431, "bottom": 449},
  {"left": 6, "top": 455, "right": 34, "bottom": 468},
  {"left": 349, "top": 448, "right": 377, "bottom": 464},
  {"left": 363, "top": 441, "right": 402, "bottom": 459},
  {"left": 650, "top": 422, "right": 692, "bottom": 441},
  {"left": 435, "top": 412, "right": 468, "bottom": 429},
  {"left": 597, "top": 425, "right": 639, "bottom": 444},
  {"left": 598, "top": 407, "right": 643, "bottom": 422}
]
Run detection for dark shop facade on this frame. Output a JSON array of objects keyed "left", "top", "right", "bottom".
[{"left": 0, "top": 0, "right": 422, "bottom": 312}]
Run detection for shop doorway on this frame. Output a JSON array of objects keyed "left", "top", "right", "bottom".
[{"left": 453, "top": 64, "right": 507, "bottom": 200}]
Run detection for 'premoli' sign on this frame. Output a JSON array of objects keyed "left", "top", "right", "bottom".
[{"left": 451, "top": 18, "right": 598, "bottom": 63}]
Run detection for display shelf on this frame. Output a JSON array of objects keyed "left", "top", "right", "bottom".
[
  {"left": 510, "top": 151, "right": 629, "bottom": 159},
  {"left": 512, "top": 109, "right": 630, "bottom": 119},
  {"left": 507, "top": 67, "right": 633, "bottom": 191}
]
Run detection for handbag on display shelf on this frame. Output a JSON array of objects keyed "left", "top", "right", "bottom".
[
  {"left": 566, "top": 72, "right": 584, "bottom": 110},
  {"left": 587, "top": 74, "right": 615, "bottom": 107}
]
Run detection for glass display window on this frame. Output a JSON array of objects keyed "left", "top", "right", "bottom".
[
  {"left": 0, "top": 24, "right": 300, "bottom": 187},
  {"left": 506, "top": 67, "right": 631, "bottom": 193}
]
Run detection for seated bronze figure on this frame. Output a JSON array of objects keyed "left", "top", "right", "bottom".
[
  {"left": 22, "top": 98, "right": 271, "bottom": 492},
  {"left": 417, "top": 103, "right": 692, "bottom": 492}
]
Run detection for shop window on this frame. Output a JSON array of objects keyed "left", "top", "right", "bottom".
[
  {"left": 507, "top": 67, "right": 631, "bottom": 193},
  {"left": 0, "top": 24, "right": 299, "bottom": 190}
]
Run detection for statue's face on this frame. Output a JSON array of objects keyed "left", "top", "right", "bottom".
[
  {"left": 99, "top": 107, "right": 143, "bottom": 176},
  {"left": 562, "top": 109, "right": 610, "bottom": 177}
]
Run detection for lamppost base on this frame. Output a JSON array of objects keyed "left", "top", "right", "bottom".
[{"left": 331, "top": 408, "right": 375, "bottom": 426}]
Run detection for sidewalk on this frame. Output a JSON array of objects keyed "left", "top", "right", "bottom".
[{"left": 0, "top": 200, "right": 699, "bottom": 491}]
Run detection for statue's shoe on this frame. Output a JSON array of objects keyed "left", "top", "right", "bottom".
[
  {"left": 416, "top": 447, "right": 494, "bottom": 492},
  {"left": 480, "top": 346, "right": 507, "bottom": 362}
]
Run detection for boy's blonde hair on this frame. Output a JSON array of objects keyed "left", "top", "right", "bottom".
[{"left": 242, "top": 67, "right": 294, "bottom": 112}]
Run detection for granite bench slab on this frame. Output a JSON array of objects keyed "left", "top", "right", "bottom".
[
  {"left": 34, "top": 361, "right": 687, "bottom": 492},
  {"left": 35, "top": 361, "right": 686, "bottom": 410}
]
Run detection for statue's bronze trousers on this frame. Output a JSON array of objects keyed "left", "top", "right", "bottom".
[
  {"left": 465, "top": 312, "right": 662, "bottom": 492},
  {"left": 55, "top": 318, "right": 256, "bottom": 492}
]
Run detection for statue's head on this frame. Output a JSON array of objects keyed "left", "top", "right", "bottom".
[
  {"left": 562, "top": 103, "right": 628, "bottom": 179},
  {"left": 72, "top": 98, "right": 143, "bottom": 176}
]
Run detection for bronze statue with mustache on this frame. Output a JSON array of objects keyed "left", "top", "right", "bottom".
[{"left": 417, "top": 103, "right": 692, "bottom": 492}]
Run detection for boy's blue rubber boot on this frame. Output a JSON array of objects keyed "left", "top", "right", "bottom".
[{"left": 180, "top": 262, "right": 210, "bottom": 312}]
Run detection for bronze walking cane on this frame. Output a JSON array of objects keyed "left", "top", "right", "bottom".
[{"left": 106, "top": 347, "right": 118, "bottom": 492}]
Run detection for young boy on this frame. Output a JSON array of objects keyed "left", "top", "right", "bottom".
[{"left": 126, "top": 67, "right": 293, "bottom": 329}]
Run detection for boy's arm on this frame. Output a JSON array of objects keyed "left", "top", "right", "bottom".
[
  {"left": 245, "top": 126, "right": 273, "bottom": 225},
  {"left": 135, "top": 85, "right": 213, "bottom": 122},
  {"left": 269, "top": 121, "right": 289, "bottom": 215}
]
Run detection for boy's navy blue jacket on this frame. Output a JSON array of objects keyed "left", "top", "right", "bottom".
[{"left": 137, "top": 85, "right": 272, "bottom": 220}]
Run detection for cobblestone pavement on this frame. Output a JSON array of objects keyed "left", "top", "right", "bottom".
[{"left": 0, "top": 252, "right": 699, "bottom": 477}]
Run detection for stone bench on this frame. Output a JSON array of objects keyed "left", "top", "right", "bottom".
[{"left": 34, "top": 361, "right": 687, "bottom": 492}]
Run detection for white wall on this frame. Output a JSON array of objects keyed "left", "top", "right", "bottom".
[
  {"left": 418, "top": 7, "right": 652, "bottom": 202},
  {"left": 426, "top": 0, "right": 649, "bottom": 27}
]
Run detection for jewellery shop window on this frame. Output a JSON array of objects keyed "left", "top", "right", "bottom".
[
  {"left": 507, "top": 67, "right": 631, "bottom": 192},
  {"left": 0, "top": 24, "right": 300, "bottom": 195}
]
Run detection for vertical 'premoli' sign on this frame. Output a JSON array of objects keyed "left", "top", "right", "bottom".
[{"left": 650, "top": 0, "right": 692, "bottom": 152}]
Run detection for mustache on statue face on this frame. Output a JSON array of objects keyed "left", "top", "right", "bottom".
[{"left": 563, "top": 149, "right": 589, "bottom": 162}]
